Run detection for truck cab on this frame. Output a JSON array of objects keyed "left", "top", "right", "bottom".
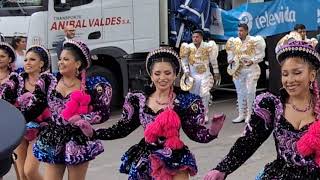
[{"left": 0, "top": 0, "right": 164, "bottom": 106}]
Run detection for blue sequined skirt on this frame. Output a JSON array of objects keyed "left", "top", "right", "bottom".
[
  {"left": 33, "top": 122, "right": 104, "bottom": 165},
  {"left": 120, "top": 138, "right": 197, "bottom": 180}
]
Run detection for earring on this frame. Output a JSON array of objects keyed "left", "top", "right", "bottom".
[
  {"left": 149, "top": 82, "right": 154, "bottom": 88},
  {"left": 310, "top": 81, "right": 314, "bottom": 90},
  {"left": 76, "top": 68, "right": 80, "bottom": 76}
]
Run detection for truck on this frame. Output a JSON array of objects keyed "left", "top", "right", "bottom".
[
  {"left": 0, "top": 0, "right": 170, "bottom": 107},
  {"left": 1, "top": 0, "right": 303, "bottom": 106}
]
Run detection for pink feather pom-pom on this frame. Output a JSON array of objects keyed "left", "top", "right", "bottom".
[
  {"left": 70, "top": 90, "right": 91, "bottom": 104},
  {"left": 61, "top": 100, "right": 79, "bottom": 121},
  {"left": 297, "top": 121, "right": 320, "bottom": 167},
  {"left": 310, "top": 122, "right": 320, "bottom": 138},
  {"left": 144, "top": 108, "right": 183, "bottom": 149},
  {"left": 158, "top": 109, "right": 181, "bottom": 129},
  {"left": 297, "top": 133, "right": 314, "bottom": 157},
  {"left": 71, "top": 90, "right": 91, "bottom": 114},
  {"left": 164, "top": 129, "right": 179, "bottom": 138},
  {"left": 61, "top": 90, "right": 92, "bottom": 121},
  {"left": 70, "top": 90, "right": 83, "bottom": 102},
  {"left": 302, "top": 121, "right": 320, "bottom": 148},
  {"left": 77, "top": 106, "right": 89, "bottom": 114},
  {"left": 144, "top": 121, "right": 163, "bottom": 143},
  {"left": 165, "top": 136, "right": 184, "bottom": 150},
  {"left": 80, "top": 93, "right": 91, "bottom": 105}
]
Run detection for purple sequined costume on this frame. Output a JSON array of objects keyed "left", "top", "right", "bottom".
[
  {"left": 23, "top": 73, "right": 113, "bottom": 165},
  {"left": 95, "top": 88, "right": 217, "bottom": 179},
  {"left": 0, "top": 72, "right": 52, "bottom": 141},
  {"left": 0, "top": 72, "right": 24, "bottom": 104},
  {"left": 215, "top": 91, "right": 320, "bottom": 180}
]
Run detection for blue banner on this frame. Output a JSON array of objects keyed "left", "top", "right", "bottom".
[{"left": 210, "top": 0, "right": 320, "bottom": 40}]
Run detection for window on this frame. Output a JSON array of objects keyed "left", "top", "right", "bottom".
[
  {"left": 0, "top": 0, "right": 47, "bottom": 16},
  {"left": 0, "top": 0, "right": 44, "bottom": 8},
  {"left": 212, "top": 0, "right": 232, "bottom": 10},
  {"left": 54, "top": 0, "right": 93, "bottom": 9}
]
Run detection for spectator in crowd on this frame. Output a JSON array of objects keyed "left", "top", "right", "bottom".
[
  {"left": 0, "top": 33, "right": 5, "bottom": 42},
  {"left": 278, "top": 24, "right": 318, "bottom": 49},
  {"left": 56, "top": 25, "right": 76, "bottom": 59},
  {"left": 11, "top": 36, "right": 27, "bottom": 72}
]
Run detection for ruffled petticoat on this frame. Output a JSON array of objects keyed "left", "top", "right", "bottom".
[
  {"left": 24, "top": 121, "right": 40, "bottom": 141},
  {"left": 120, "top": 138, "right": 197, "bottom": 180}
]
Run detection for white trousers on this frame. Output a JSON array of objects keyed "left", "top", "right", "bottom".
[
  {"left": 233, "top": 64, "right": 260, "bottom": 118},
  {"left": 190, "top": 68, "right": 213, "bottom": 122}
]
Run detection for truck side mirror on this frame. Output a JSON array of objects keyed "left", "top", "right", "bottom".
[{"left": 54, "top": 3, "right": 71, "bottom": 12}]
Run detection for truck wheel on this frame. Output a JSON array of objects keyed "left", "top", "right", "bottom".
[{"left": 87, "top": 65, "right": 121, "bottom": 108}]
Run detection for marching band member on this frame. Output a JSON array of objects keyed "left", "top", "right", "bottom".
[
  {"left": 226, "top": 23, "right": 266, "bottom": 123},
  {"left": 180, "top": 29, "right": 220, "bottom": 124},
  {"left": 277, "top": 24, "right": 318, "bottom": 49}
]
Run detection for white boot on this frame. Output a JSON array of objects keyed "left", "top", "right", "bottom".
[
  {"left": 202, "top": 95, "right": 210, "bottom": 124},
  {"left": 232, "top": 113, "right": 245, "bottom": 123},
  {"left": 233, "top": 92, "right": 246, "bottom": 123},
  {"left": 232, "top": 101, "right": 246, "bottom": 123},
  {"left": 245, "top": 93, "right": 255, "bottom": 124}
]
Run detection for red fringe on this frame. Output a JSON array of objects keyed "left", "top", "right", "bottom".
[{"left": 144, "top": 108, "right": 184, "bottom": 150}]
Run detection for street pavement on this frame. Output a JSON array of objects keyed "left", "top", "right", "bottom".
[{"left": 4, "top": 92, "right": 276, "bottom": 180}]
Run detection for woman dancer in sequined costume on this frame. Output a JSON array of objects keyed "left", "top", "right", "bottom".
[
  {"left": 94, "top": 47, "right": 225, "bottom": 180},
  {"left": 4, "top": 45, "right": 51, "bottom": 180},
  {"left": 17, "top": 40, "right": 112, "bottom": 180},
  {"left": 0, "top": 42, "right": 18, "bottom": 180},
  {"left": 204, "top": 40, "right": 320, "bottom": 180},
  {"left": 0, "top": 42, "right": 15, "bottom": 87}
]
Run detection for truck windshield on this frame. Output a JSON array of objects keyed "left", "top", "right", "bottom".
[{"left": 0, "top": 0, "right": 47, "bottom": 16}]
